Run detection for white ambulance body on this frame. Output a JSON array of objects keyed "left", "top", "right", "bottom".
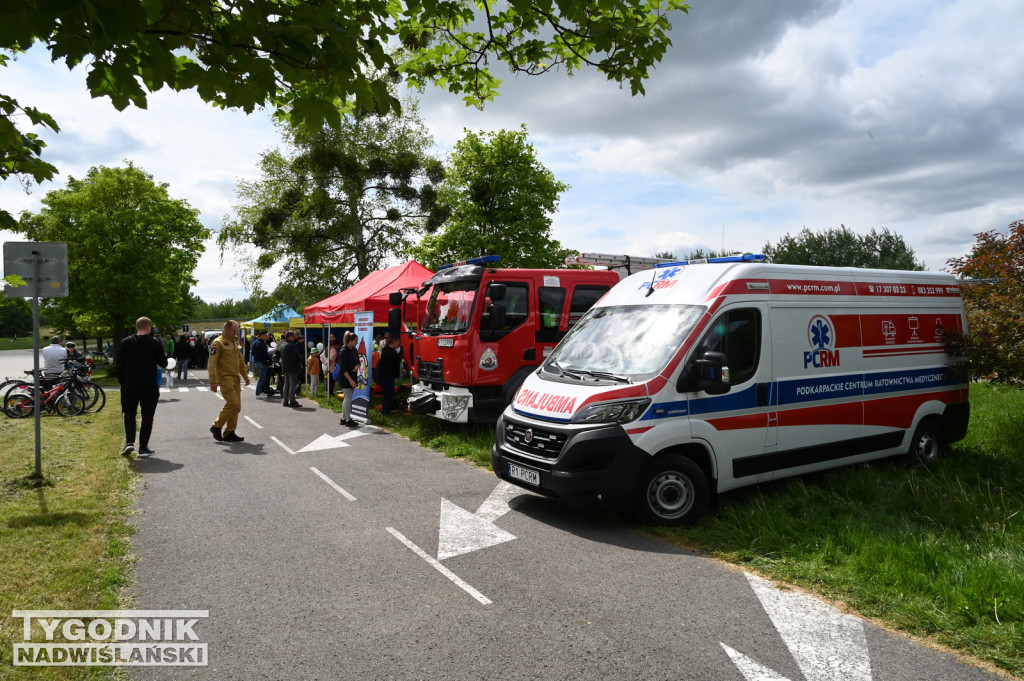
[{"left": 491, "top": 259, "right": 970, "bottom": 525}]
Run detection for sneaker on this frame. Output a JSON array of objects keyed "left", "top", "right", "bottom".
[
  {"left": 255, "top": 394, "right": 266, "bottom": 399},
  {"left": 345, "top": 419, "right": 360, "bottom": 428},
  {"left": 223, "top": 431, "right": 245, "bottom": 442},
  {"left": 121, "top": 442, "right": 135, "bottom": 456},
  {"left": 210, "top": 426, "right": 223, "bottom": 441},
  {"left": 138, "top": 447, "right": 156, "bottom": 457}
]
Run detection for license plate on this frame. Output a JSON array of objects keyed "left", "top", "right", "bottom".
[
  {"left": 438, "top": 338, "right": 454, "bottom": 347},
  {"left": 508, "top": 463, "right": 540, "bottom": 487}
]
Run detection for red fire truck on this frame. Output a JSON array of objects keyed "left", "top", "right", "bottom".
[{"left": 391, "top": 254, "right": 673, "bottom": 423}]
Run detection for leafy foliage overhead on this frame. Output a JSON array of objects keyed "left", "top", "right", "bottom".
[
  {"left": 946, "top": 219, "right": 1024, "bottom": 386},
  {"left": 1, "top": 0, "right": 688, "bottom": 225},
  {"left": 14, "top": 164, "right": 209, "bottom": 340},
  {"left": 220, "top": 102, "right": 446, "bottom": 300},
  {"left": 410, "top": 125, "right": 572, "bottom": 270},
  {"left": 764, "top": 226, "right": 925, "bottom": 270}
]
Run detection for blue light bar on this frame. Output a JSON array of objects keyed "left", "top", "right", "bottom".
[
  {"left": 437, "top": 255, "right": 501, "bottom": 270},
  {"left": 654, "top": 254, "right": 766, "bottom": 268}
]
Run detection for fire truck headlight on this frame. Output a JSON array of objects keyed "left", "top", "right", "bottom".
[
  {"left": 571, "top": 399, "right": 650, "bottom": 425},
  {"left": 441, "top": 394, "right": 471, "bottom": 420}
]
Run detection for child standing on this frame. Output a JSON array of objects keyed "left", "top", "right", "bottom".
[{"left": 306, "top": 347, "right": 321, "bottom": 397}]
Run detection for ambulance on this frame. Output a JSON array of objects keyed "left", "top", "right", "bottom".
[{"left": 491, "top": 255, "right": 970, "bottom": 525}]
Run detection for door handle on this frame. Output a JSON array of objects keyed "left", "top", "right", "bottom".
[{"left": 757, "top": 382, "right": 768, "bottom": 407}]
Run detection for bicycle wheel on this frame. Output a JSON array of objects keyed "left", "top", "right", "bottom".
[
  {"left": 2, "top": 382, "right": 33, "bottom": 418},
  {"left": 80, "top": 381, "right": 106, "bottom": 413},
  {"left": 6, "top": 393, "right": 35, "bottom": 418},
  {"left": 56, "top": 392, "right": 85, "bottom": 417}
]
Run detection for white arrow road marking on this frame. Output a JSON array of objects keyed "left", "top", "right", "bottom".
[
  {"left": 437, "top": 499, "right": 517, "bottom": 560},
  {"left": 296, "top": 428, "right": 373, "bottom": 453},
  {"left": 720, "top": 644, "right": 792, "bottom": 681},
  {"left": 436, "top": 482, "right": 531, "bottom": 560},
  {"left": 723, "top": 573, "right": 872, "bottom": 681},
  {"left": 475, "top": 480, "right": 529, "bottom": 521}
]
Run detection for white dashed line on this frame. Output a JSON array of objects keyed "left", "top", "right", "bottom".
[
  {"left": 309, "top": 467, "right": 356, "bottom": 501},
  {"left": 386, "top": 527, "right": 492, "bottom": 606},
  {"left": 244, "top": 416, "right": 263, "bottom": 429},
  {"left": 270, "top": 436, "right": 295, "bottom": 455}
]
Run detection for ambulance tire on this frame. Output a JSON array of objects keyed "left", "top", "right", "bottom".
[
  {"left": 907, "top": 417, "right": 945, "bottom": 465},
  {"left": 634, "top": 455, "right": 709, "bottom": 527}
]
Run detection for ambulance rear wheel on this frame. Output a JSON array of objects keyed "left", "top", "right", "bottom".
[
  {"left": 634, "top": 455, "right": 708, "bottom": 526},
  {"left": 908, "top": 417, "right": 945, "bottom": 465}
]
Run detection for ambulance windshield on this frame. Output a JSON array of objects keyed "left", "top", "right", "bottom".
[
  {"left": 422, "top": 282, "right": 477, "bottom": 334},
  {"left": 543, "top": 304, "right": 705, "bottom": 381}
]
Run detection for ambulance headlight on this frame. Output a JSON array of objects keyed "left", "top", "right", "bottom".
[{"left": 571, "top": 399, "right": 650, "bottom": 424}]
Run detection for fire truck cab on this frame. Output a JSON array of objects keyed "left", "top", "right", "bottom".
[{"left": 398, "top": 257, "right": 623, "bottom": 423}]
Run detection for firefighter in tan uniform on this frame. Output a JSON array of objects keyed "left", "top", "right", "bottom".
[{"left": 208, "top": 320, "right": 251, "bottom": 442}]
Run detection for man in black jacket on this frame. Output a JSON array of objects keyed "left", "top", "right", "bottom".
[
  {"left": 280, "top": 331, "right": 304, "bottom": 408},
  {"left": 117, "top": 316, "right": 167, "bottom": 457}
]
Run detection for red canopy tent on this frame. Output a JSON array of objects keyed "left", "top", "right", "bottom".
[{"left": 303, "top": 260, "right": 433, "bottom": 326}]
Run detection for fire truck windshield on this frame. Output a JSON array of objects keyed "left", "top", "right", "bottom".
[
  {"left": 543, "top": 304, "right": 705, "bottom": 380},
  {"left": 422, "top": 281, "right": 478, "bottom": 335}
]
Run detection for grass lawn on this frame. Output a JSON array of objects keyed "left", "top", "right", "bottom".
[
  {"left": 0, "top": 408, "right": 132, "bottom": 680},
  {"left": 338, "top": 382, "right": 1023, "bottom": 678}
]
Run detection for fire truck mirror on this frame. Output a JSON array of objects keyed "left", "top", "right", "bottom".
[
  {"left": 488, "top": 304, "right": 506, "bottom": 330},
  {"left": 388, "top": 307, "right": 402, "bottom": 330},
  {"left": 388, "top": 291, "right": 403, "bottom": 306},
  {"left": 486, "top": 283, "right": 506, "bottom": 301}
]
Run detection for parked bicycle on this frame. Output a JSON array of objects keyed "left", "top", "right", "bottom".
[
  {"left": 3, "top": 373, "right": 85, "bottom": 418},
  {"left": 1, "top": 361, "right": 104, "bottom": 418}
]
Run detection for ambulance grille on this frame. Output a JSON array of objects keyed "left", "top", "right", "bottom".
[{"left": 504, "top": 423, "right": 566, "bottom": 459}]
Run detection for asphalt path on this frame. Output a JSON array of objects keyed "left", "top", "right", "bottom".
[{"left": 0, "top": 351, "right": 1001, "bottom": 680}]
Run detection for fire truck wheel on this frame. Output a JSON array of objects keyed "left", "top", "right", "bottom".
[
  {"left": 501, "top": 367, "right": 534, "bottom": 405},
  {"left": 907, "top": 417, "right": 945, "bottom": 465},
  {"left": 634, "top": 455, "right": 708, "bottom": 526}
]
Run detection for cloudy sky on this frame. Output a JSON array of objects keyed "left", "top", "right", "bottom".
[{"left": 2, "top": 0, "right": 1022, "bottom": 302}]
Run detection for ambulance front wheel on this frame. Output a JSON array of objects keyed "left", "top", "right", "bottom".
[
  {"left": 908, "top": 417, "right": 945, "bottom": 465},
  {"left": 634, "top": 455, "right": 709, "bottom": 526}
]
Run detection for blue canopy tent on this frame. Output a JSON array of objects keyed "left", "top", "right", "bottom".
[{"left": 241, "top": 304, "right": 301, "bottom": 332}]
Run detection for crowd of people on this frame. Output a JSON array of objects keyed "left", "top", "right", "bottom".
[{"left": 116, "top": 320, "right": 409, "bottom": 457}]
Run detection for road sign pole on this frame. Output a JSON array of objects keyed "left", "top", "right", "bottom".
[{"left": 31, "top": 252, "right": 42, "bottom": 478}]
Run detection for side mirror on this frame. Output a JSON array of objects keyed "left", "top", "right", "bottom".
[
  {"left": 487, "top": 283, "right": 506, "bottom": 302},
  {"left": 388, "top": 291, "right": 403, "bottom": 306},
  {"left": 488, "top": 304, "right": 506, "bottom": 331},
  {"left": 696, "top": 350, "right": 731, "bottom": 395},
  {"left": 677, "top": 350, "right": 731, "bottom": 394},
  {"left": 388, "top": 308, "right": 401, "bottom": 331}
]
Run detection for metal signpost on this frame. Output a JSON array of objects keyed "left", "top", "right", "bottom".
[{"left": 3, "top": 242, "right": 69, "bottom": 479}]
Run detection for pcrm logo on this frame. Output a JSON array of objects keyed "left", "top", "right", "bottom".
[
  {"left": 803, "top": 315, "right": 840, "bottom": 369},
  {"left": 637, "top": 266, "right": 682, "bottom": 292}
]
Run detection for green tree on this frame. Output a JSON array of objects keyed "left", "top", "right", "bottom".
[
  {"left": 0, "top": 297, "right": 32, "bottom": 337},
  {"left": 946, "top": 219, "right": 1024, "bottom": 385},
  {"left": 220, "top": 102, "right": 446, "bottom": 299},
  {"left": 15, "top": 163, "right": 209, "bottom": 342},
  {"left": 764, "top": 226, "right": 925, "bottom": 270},
  {"left": 410, "top": 126, "right": 571, "bottom": 270},
  {"left": 1, "top": 0, "right": 688, "bottom": 226}
]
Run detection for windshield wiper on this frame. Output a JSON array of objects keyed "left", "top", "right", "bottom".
[
  {"left": 552, "top": 364, "right": 631, "bottom": 383},
  {"left": 582, "top": 370, "right": 632, "bottom": 383},
  {"left": 550, "top": 362, "right": 592, "bottom": 381}
]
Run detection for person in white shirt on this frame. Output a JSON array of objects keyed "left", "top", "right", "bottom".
[{"left": 41, "top": 336, "right": 67, "bottom": 375}]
